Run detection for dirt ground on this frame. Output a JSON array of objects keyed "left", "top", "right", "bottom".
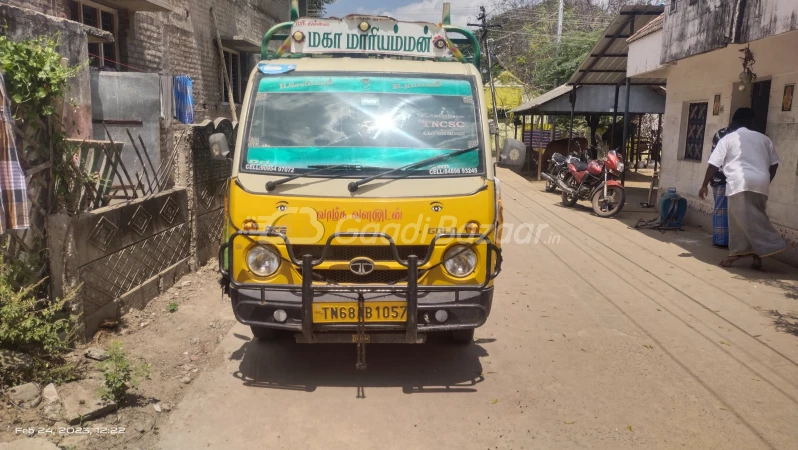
[
  {"left": 1, "top": 262, "right": 233, "bottom": 450},
  {"left": 154, "top": 169, "right": 797, "bottom": 450}
]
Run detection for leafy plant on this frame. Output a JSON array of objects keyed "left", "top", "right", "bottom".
[
  {"left": 0, "top": 257, "right": 79, "bottom": 385},
  {"left": 168, "top": 302, "right": 178, "bottom": 313},
  {"left": 0, "top": 27, "right": 95, "bottom": 215},
  {"left": 97, "top": 341, "right": 150, "bottom": 404},
  {"left": 0, "top": 29, "right": 82, "bottom": 123}
]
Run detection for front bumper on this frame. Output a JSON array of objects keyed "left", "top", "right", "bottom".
[{"left": 220, "top": 231, "right": 502, "bottom": 343}]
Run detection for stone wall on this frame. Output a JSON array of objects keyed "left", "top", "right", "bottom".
[
  {"left": 2, "top": 0, "right": 70, "bottom": 17},
  {"left": 48, "top": 121, "right": 232, "bottom": 338},
  {"left": 189, "top": 119, "right": 234, "bottom": 266}
]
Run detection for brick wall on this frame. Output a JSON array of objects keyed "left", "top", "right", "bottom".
[
  {"left": 151, "top": 0, "right": 289, "bottom": 122},
  {"left": 6, "top": 0, "right": 289, "bottom": 121}
]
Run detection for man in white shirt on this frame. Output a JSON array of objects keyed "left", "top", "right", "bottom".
[{"left": 699, "top": 108, "right": 785, "bottom": 269}]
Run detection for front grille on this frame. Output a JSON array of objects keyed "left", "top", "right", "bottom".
[
  {"left": 303, "top": 269, "right": 412, "bottom": 284},
  {"left": 291, "top": 245, "right": 428, "bottom": 262}
]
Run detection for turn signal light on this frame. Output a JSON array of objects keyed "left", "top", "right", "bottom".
[
  {"left": 242, "top": 220, "right": 259, "bottom": 231},
  {"left": 464, "top": 221, "right": 480, "bottom": 234}
]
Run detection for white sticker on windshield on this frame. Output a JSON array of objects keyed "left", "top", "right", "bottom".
[
  {"left": 258, "top": 63, "right": 297, "bottom": 75},
  {"left": 245, "top": 160, "right": 295, "bottom": 173},
  {"left": 361, "top": 97, "right": 380, "bottom": 106},
  {"left": 429, "top": 164, "right": 478, "bottom": 175}
]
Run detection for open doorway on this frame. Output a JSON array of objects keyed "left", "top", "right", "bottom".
[{"left": 751, "top": 80, "right": 771, "bottom": 134}]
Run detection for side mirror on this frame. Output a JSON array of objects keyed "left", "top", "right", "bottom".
[
  {"left": 489, "top": 120, "right": 499, "bottom": 136},
  {"left": 210, "top": 133, "right": 231, "bottom": 161},
  {"left": 497, "top": 138, "right": 526, "bottom": 168}
]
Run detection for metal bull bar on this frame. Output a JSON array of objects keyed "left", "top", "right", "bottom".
[{"left": 219, "top": 231, "right": 503, "bottom": 364}]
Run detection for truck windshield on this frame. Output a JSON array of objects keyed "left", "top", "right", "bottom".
[{"left": 241, "top": 75, "right": 483, "bottom": 177}]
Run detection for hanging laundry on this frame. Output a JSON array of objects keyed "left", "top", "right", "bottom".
[
  {"left": 0, "top": 70, "right": 30, "bottom": 234},
  {"left": 173, "top": 75, "right": 195, "bottom": 125}
]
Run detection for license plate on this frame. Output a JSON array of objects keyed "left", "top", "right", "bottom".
[{"left": 312, "top": 301, "right": 407, "bottom": 323}]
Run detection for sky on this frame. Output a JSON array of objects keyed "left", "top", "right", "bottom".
[{"left": 326, "top": 0, "right": 488, "bottom": 28}]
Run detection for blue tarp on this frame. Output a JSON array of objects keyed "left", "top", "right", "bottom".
[{"left": 173, "top": 75, "right": 194, "bottom": 124}]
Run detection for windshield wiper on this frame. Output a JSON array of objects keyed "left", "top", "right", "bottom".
[
  {"left": 347, "top": 147, "right": 479, "bottom": 193},
  {"left": 265, "top": 164, "right": 382, "bottom": 191}
]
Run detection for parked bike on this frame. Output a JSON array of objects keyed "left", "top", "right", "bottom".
[
  {"left": 558, "top": 149, "right": 626, "bottom": 217},
  {"left": 541, "top": 144, "right": 590, "bottom": 193}
]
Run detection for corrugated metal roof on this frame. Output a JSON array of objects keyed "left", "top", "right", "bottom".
[
  {"left": 510, "top": 84, "right": 573, "bottom": 114},
  {"left": 567, "top": 4, "right": 665, "bottom": 86},
  {"left": 511, "top": 84, "right": 665, "bottom": 115},
  {"left": 627, "top": 13, "right": 664, "bottom": 44}
]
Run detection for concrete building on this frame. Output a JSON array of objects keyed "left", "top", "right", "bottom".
[
  {"left": 1, "top": 0, "right": 290, "bottom": 165},
  {"left": 627, "top": 1, "right": 798, "bottom": 265}
]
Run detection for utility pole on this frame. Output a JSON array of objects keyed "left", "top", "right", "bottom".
[
  {"left": 556, "top": 0, "right": 564, "bottom": 54},
  {"left": 469, "top": 6, "right": 502, "bottom": 154}
]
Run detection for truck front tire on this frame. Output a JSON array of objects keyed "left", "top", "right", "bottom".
[
  {"left": 250, "top": 326, "right": 279, "bottom": 341},
  {"left": 450, "top": 329, "right": 475, "bottom": 344}
]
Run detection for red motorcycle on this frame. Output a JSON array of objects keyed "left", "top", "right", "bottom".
[{"left": 557, "top": 149, "right": 626, "bottom": 217}]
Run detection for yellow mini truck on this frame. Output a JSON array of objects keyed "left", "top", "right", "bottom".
[{"left": 214, "top": 3, "right": 516, "bottom": 366}]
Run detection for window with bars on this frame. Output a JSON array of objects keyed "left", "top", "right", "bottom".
[
  {"left": 71, "top": 0, "right": 119, "bottom": 69},
  {"left": 683, "top": 102, "right": 708, "bottom": 161},
  {"left": 222, "top": 49, "right": 247, "bottom": 104}
]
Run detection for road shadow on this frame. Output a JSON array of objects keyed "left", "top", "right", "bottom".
[
  {"left": 230, "top": 334, "right": 489, "bottom": 396},
  {"left": 765, "top": 310, "right": 798, "bottom": 336}
]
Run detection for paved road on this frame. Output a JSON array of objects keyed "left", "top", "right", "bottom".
[{"left": 158, "top": 169, "right": 798, "bottom": 449}]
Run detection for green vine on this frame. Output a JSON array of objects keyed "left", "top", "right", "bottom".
[
  {"left": 0, "top": 27, "right": 96, "bottom": 214},
  {"left": 0, "top": 29, "right": 82, "bottom": 123}
]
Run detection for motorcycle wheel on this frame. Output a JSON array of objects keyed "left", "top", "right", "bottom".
[
  {"left": 544, "top": 175, "right": 557, "bottom": 192},
  {"left": 561, "top": 175, "right": 579, "bottom": 207},
  {"left": 592, "top": 185, "right": 626, "bottom": 217}
]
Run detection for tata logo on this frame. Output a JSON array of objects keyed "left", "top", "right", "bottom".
[{"left": 349, "top": 257, "right": 375, "bottom": 276}]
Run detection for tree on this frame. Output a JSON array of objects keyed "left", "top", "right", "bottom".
[
  {"left": 307, "top": 0, "right": 336, "bottom": 16},
  {"left": 483, "top": 1, "right": 657, "bottom": 140},
  {"left": 487, "top": 0, "right": 610, "bottom": 94}
]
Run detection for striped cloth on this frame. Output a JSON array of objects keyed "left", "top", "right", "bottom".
[
  {"left": 712, "top": 184, "right": 729, "bottom": 247},
  {"left": 0, "top": 71, "right": 30, "bottom": 234},
  {"left": 523, "top": 130, "right": 561, "bottom": 149},
  {"left": 173, "top": 75, "right": 195, "bottom": 124}
]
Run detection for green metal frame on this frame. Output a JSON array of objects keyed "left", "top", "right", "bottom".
[{"left": 260, "top": 16, "right": 481, "bottom": 69}]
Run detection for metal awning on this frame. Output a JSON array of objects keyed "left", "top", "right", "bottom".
[
  {"left": 220, "top": 36, "right": 261, "bottom": 53},
  {"left": 94, "top": 0, "right": 173, "bottom": 13},
  {"left": 511, "top": 84, "right": 665, "bottom": 115},
  {"left": 567, "top": 4, "right": 665, "bottom": 86},
  {"left": 511, "top": 85, "right": 572, "bottom": 114}
]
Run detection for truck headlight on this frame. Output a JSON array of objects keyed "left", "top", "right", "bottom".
[
  {"left": 246, "top": 245, "right": 280, "bottom": 276},
  {"left": 443, "top": 245, "right": 477, "bottom": 278}
]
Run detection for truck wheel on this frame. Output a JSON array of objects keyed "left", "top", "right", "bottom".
[
  {"left": 250, "top": 326, "right": 279, "bottom": 341},
  {"left": 450, "top": 329, "right": 475, "bottom": 344}
]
